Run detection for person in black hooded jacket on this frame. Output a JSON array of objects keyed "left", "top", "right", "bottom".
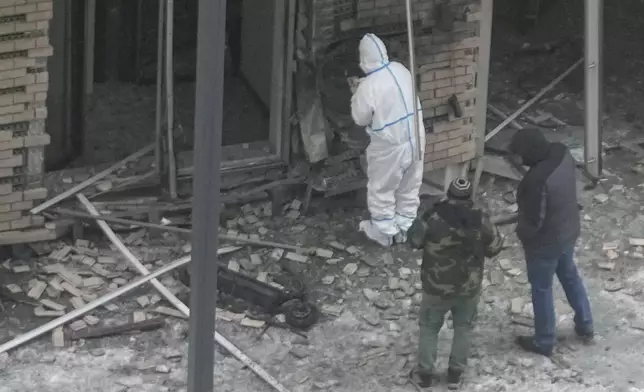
[{"left": 509, "top": 128, "right": 594, "bottom": 357}]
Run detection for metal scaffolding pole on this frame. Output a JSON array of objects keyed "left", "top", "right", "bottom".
[
  {"left": 584, "top": 0, "right": 603, "bottom": 178},
  {"left": 471, "top": 0, "right": 494, "bottom": 198},
  {"left": 404, "top": 0, "right": 422, "bottom": 161},
  {"left": 165, "top": 0, "right": 178, "bottom": 198},
  {"left": 154, "top": 0, "right": 165, "bottom": 176},
  {"left": 186, "top": 0, "right": 224, "bottom": 389}
]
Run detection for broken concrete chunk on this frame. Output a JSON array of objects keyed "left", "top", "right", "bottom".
[
  {"left": 598, "top": 261, "right": 616, "bottom": 271},
  {"left": 630, "top": 238, "right": 644, "bottom": 247},
  {"left": 238, "top": 258, "right": 256, "bottom": 271},
  {"left": 285, "top": 210, "right": 300, "bottom": 219},
  {"left": 257, "top": 272, "right": 268, "bottom": 282},
  {"left": 5, "top": 283, "right": 22, "bottom": 294},
  {"left": 399, "top": 267, "right": 412, "bottom": 279},
  {"left": 258, "top": 227, "right": 269, "bottom": 235},
  {"left": 602, "top": 242, "right": 619, "bottom": 251},
  {"left": 321, "top": 304, "right": 344, "bottom": 317},
  {"left": 510, "top": 298, "right": 524, "bottom": 314},
  {"left": 321, "top": 275, "right": 335, "bottom": 285},
  {"left": 70, "top": 296, "right": 86, "bottom": 309},
  {"left": 498, "top": 258, "right": 513, "bottom": 270},
  {"left": 136, "top": 296, "right": 150, "bottom": 308},
  {"left": 270, "top": 248, "right": 284, "bottom": 261},
  {"left": 11, "top": 264, "right": 31, "bottom": 273},
  {"left": 506, "top": 268, "right": 523, "bottom": 277},
  {"left": 357, "top": 267, "right": 370, "bottom": 277},
  {"left": 133, "top": 311, "right": 147, "bottom": 323},
  {"left": 606, "top": 250, "right": 619, "bottom": 260},
  {"left": 328, "top": 241, "right": 345, "bottom": 251},
  {"left": 58, "top": 269, "right": 83, "bottom": 287},
  {"left": 363, "top": 288, "right": 380, "bottom": 302},
  {"left": 40, "top": 299, "right": 65, "bottom": 311},
  {"left": 289, "top": 346, "right": 310, "bottom": 359},
  {"left": 315, "top": 248, "right": 334, "bottom": 259},
  {"left": 228, "top": 260, "right": 240, "bottom": 272},
  {"left": 325, "top": 258, "right": 341, "bottom": 265},
  {"left": 84, "top": 315, "right": 100, "bottom": 326},
  {"left": 150, "top": 294, "right": 162, "bottom": 305},
  {"left": 75, "top": 239, "right": 91, "bottom": 248},
  {"left": 52, "top": 327, "right": 65, "bottom": 347},
  {"left": 97, "top": 256, "right": 117, "bottom": 265},
  {"left": 290, "top": 199, "right": 302, "bottom": 210},
  {"left": 285, "top": 252, "right": 308, "bottom": 263},
  {"left": 154, "top": 306, "right": 188, "bottom": 319},
  {"left": 240, "top": 317, "right": 266, "bottom": 328},
  {"left": 343, "top": 263, "right": 358, "bottom": 276},
  {"left": 60, "top": 282, "right": 83, "bottom": 297},
  {"left": 35, "top": 306, "right": 65, "bottom": 317},
  {"left": 69, "top": 320, "right": 87, "bottom": 331},
  {"left": 82, "top": 277, "right": 105, "bottom": 288},
  {"left": 250, "top": 254, "right": 263, "bottom": 265},
  {"left": 594, "top": 194, "right": 609, "bottom": 203},
  {"left": 49, "top": 246, "right": 72, "bottom": 261},
  {"left": 104, "top": 303, "right": 119, "bottom": 312},
  {"left": 346, "top": 246, "right": 360, "bottom": 255}
]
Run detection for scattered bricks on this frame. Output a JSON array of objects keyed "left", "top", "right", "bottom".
[
  {"left": 4, "top": 283, "right": 21, "bottom": 293},
  {"left": 52, "top": 327, "right": 64, "bottom": 347},
  {"left": 285, "top": 252, "right": 308, "bottom": 263},
  {"left": 240, "top": 317, "right": 266, "bottom": 329},
  {"left": 60, "top": 281, "right": 83, "bottom": 297},
  {"left": 45, "top": 285, "right": 60, "bottom": 298},
  {"left": 84, "top": 315, "right": 100, "bottom": 326},
  {"left": 40, "top": 298, "right": 65, "bottom": 311},
  {"left": 136, "top": 296, "right": 150, "bottom": 308},
  {"left": 11, "top": 263, "right": 29, "bottom": 273},
  {"left": 35, "top": 306, "right": 64, "bottom": 317},
  {"left": 316, "top": 248, "right": 334, "bottom": 258},
  {"left": 26, "top": 279, "right": 46, "bottom": 299},
  {"left": 69, "top": 320, "right": 87, "bottom": 332},
  {"left": 82, "top": 276, "right": 104, "bottom": 288},
  {"left": 153, "top": 306, "right": 188, "bottom": 319},
  {"left": 58, "top": 268, "right": 82, "bottom": 286},
  {"left": 133, "top": 311, "right": 147, "bottom": 323},
  {"left": 70, "top": 296, "right": 85, "bottom": 309}
]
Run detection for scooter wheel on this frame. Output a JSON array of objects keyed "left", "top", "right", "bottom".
[{"left": 284, "top": 300, "right": 320, "bottom": 330}]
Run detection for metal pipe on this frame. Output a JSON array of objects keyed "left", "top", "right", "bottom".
[
  {"left": 154, "top": 0, "right": 165, "bottom": 176},
  {"left": 484, "top": 57, "right": 583, "bottom": 143},
  {"left": 77, "top": 194, "right": 190, "bottom": 314},
  {"left": 53, "top": 206, "right": 313, "bottom": 253},
  {"left": 0, "top": 256, "right": 191, "bottom": 354},
  {"left": 584, "top": 0, "right": 603, "bottom": 178},
  {"left": 404, "top": 0, "right": 422, "bottom": 161},
  {"left": 29, "top": 143, "right": 155, "bottom": 215},
  {"left": 165, "top": 0, "right": 177, "bottom": 199},
  {"left": 78, "top": 202, "right": 290, "bottom": 390}
]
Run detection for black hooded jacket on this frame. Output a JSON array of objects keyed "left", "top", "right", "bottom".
[{"left": 509, "top": 129, "right": 580, "bottom": 252}]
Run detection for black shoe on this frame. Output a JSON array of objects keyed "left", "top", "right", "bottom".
[
  {"left": 515, "top": 335, "right": 553, "bottom": 357},
  {"left": 409, "top": 369, "right": 432, "bottom": 388},
  {"left": 447, "top": 368, "right": 462, "bottom": 390},
  {"left": 575, "top": 327, "right": 595, "bottom": 345}
]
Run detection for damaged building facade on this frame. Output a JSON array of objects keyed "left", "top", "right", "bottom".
[{"left": 297, "top": 0, "right": 482, "bottom": 185}]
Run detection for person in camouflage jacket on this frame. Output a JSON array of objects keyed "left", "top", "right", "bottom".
[{"left": 408, "top": 177, "right": 504, "bottom": 390}]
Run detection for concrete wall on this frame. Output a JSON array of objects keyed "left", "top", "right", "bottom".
[
  {"left": 0, "top": 0, "right": 53, "bottom": 232},
  {"left": 303, "top": 0, "right": 481, "bottom": 172}
]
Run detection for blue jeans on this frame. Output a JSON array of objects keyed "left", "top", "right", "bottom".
[{"left": 525, "top": 241, "right": 593, "bottom": 349}]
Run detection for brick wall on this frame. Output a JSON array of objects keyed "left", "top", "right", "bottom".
[
  {"left": 0, "top": 0, "right": 51, "bottom": 232},
  {"left": 302, "top": 0, "right": 481, "bottom": 172}
]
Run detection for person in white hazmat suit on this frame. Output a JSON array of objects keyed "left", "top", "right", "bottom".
[{"left": 350, "top": 33, "right": 426, "bottom": 248}]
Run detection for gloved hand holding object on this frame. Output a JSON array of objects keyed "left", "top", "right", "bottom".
[{"left": 351, "top": 33, "right": 425, "bottom": 248}]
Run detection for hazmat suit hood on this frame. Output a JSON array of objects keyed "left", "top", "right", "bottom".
[
  {"left": 509, "top": 128, "right": 551, "bottom": 167},
  {"left": 359, "top": 34, "right": 389, "bottom": 75}
]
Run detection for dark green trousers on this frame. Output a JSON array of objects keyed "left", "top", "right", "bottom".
[{"left": 417, "top": 292, "right": 480, "bottom": 375}]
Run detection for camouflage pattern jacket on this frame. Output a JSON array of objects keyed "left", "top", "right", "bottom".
[{"left": 408, "top": 199, "right": 504, "bottom": 300}]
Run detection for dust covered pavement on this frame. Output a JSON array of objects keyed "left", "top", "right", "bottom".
[{"left": 2, "top": 170, "right": 644, "bottom": 392}]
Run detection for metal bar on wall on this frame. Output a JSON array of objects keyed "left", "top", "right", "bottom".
[
  {"left": 269, "top": 0, "right": 287, "bottom": 158},
  {"left": 84, "top": 0, "right": 96, "bottom": 95},
  {"left": 584, "top": 0, "right": 603, "bottom": 178},
  {"left": 281, "top": 0, "right": 297, "bottom": 163},
  {"left": 165, "top": 0, "right": 178, "bottom": 198},
  {"left": 404, "top": 0, "right": 422, "bottom": 161},
  {"left": 155, "top": 0, "right": 165, "bottom": 176}
]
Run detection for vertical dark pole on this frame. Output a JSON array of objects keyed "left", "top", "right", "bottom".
[{"left": 187, "top": 0, "right": 225, "bottom": 390}]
